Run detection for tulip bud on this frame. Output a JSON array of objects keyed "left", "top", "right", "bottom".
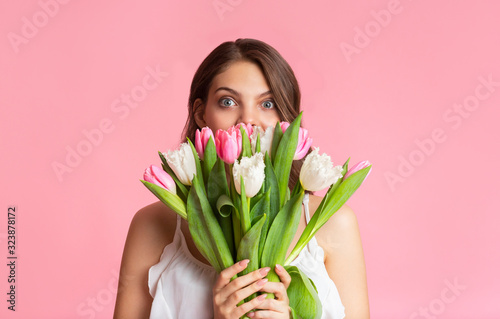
[
  {"left": 279, "top": 121, "right": 290, "bottom": 132},
  {"left": 144, "top": 165, "right": 177, "bottom": 194},
  {"left": 164, "top": 143, "right": 197, "bottom": 185},
  {"left": 215, "top": 128, "right": 242, "bottom": 164},
  {"left": 236, "top": 122, "right": 254, "bottom": 138},
  {"left": 233, "top": 152, "right": 266, "bottom": 198},
  {"left": 300, "top": 148, "right": 343, "bottom": 191},
  {"left": 250, "top": 126, "right": 274, "bottom": 156},
  {"left": 294, "top": 127, "right": 313, "bottom": 160},
  {"left": 343, "top": 160, "right": 372, "bottom": 183},
  {"left": 279, "top": 121, "right": 313, "bottom": 160},
  {"left": 195, "top": 127, "right": 214, "bottom": 160}
]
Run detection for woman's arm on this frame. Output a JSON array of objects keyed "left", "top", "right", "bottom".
[
  {"left": 311, "top": 196, "right": 370, "bottom": 319},
  {"left": 113, "top": 202, "right": 176, "bottom": 319}
]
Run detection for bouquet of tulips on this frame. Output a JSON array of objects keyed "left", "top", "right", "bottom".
[{"left": 141, "top": 112, "right": 372, "bottom": 319}]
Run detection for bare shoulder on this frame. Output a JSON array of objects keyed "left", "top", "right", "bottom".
[
  {"left": 129, "top": 201, "right": 177, "bottom": 250},
  {"left": 120, "top": 201, "right": 178, "bottom": 274},
  {"left": 113, "top": 202, "right": 177, "bottom": 319},
  {"left": 307, "top": 193, "right": 363, "bottom": 262},
  {"left": 308, "top": 193, "right": 360, "bottom": 244}
]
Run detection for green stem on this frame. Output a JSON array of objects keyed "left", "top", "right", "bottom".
[
  {"left": 240, "top": 197, "right": 250, "bottom": 233},
  {"left": 284, "top": 244, "right": 304, "bottom": 266},
  {"left": 265, "top": 268, "right": 280, "bottom": 300}
]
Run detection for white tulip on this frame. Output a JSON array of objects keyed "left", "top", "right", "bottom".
[
  {"left": 250, "top": 126, "right": 274, "bottom": 157},
  {"left": 233, "top": 152, "right": 266, "bottom": 198},
  {"left": 300, "top": 148, "right": 344, "bottom": 191},
  {"left": 164, "top": 142, "right": 197, "bottom": 186}
]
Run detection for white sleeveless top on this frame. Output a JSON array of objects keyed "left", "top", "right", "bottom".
[{"left": 148, "top": 193, "right": 345, "bottom": 318}]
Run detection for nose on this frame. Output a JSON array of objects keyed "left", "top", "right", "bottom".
[{"left": 237, "top": 104, "right": 259, "bottom": 127}]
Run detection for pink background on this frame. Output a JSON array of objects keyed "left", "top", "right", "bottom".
[{"left": 1, "top": 1, "right": 499, "bottom": 318}]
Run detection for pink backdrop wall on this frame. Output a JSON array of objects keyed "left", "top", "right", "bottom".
[{"left": 1, "top": 1, "right": 499, "bottom": 318}]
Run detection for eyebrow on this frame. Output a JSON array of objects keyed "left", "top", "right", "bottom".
[{"left": 214, "top": 87, "right": 272, "bottom": 99}]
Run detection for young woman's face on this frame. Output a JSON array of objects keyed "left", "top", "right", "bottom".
[{"left": 196, "top": 60, "right": 281, "bottom": 132}]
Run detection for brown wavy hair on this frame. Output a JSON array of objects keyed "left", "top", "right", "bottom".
[{"left": 181, "top": 38, "right": 308, "bottom": 190}]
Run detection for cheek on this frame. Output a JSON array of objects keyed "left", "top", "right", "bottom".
[
  {"left": 261, "top": 111, "right": 281, "bottom": 129},
  {"left": 204, "top": 106, "right": 235, "bottom": 131}
]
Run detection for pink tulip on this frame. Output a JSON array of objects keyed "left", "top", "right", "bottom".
[
  {"left": 215, "top": 128, "right": 242, "bottom": 164},
  {"left": 236, "top": 122, "right": 254, "bottom": 137},
  {"left": 279, "top": 121, "right": 313, "bottom": 160},
  {"left": 343, "top": 160, "right": 372, "bottom": 182},
  {"left": 144, "top": 165, "right": 176, "bottom": 194},
  {"left": 195, "top": 127, "right": 214, "bottom": 160},
  {"left": 280, "top": 121, "right": 290, "bottom": 132},
  {"left": 294, "top": 127, "right": 313, "bottom": 160}
]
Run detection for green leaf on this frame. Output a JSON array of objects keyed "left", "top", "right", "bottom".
[
  {"left": 187, "top": 138, "right": 205, "bottom": 193},
  {"left": 289, "top": 307, "right": 303, "bottom": 319},
  {"left": 261, "top": 190, "right": 304, "bottom": 293},
  {"left": 236, "top": 213, "right": 266, "bottom": 265},
  {"left": 229, "top": 168, "right": 242, "bottom": 251},
  {"left": 207, "top": 158, "right": 230, "bottom": 211},
  {"left": 216, "top": 194, "right": 234, "bottom": 218},
  {"left": 290, "top": 178, "right": 304, "bottom": 198},
  {"left": 285, "top": 165, "right": 371, "bottom": 265},
  {"left": 240, "top": 126, "right": 252, "bottom": 159},
  {"left": 232, "top": 207, "right": 241, "bottom": 253},
  {"left": 249, "top": 192, "right": 265, "bottom": 216},
  {"left": 255, "top": 189, "right": 271, "bottom": 262},
  {"left": 186, "top": 184, "right": 220, "bottom": 270},
  {"left": 249, "top": 190, "right": 270, "bottom": 224},
  {"left": 140, "top": 180, "right": 187, "bottom": 219},
  {"left": 236, "top": 214, "right": 267, "bottom": 301},
  {"left": 319, "top": 164, "right": 371, "bottom": 223},
  {"left": 309, "top": 159, "right": 349, "bottom": 222},
  {"left": 255, "top": 131, "right": 261, "bottom": 154},
  {"left": 240, "top": 176, "right": 251, "bottom": 235},
  {"left": 285, "top": 265, "right": 322, "bottom": 319},
  {"left": 158, "top": 151, "right": 189, "bottom": 202},
  {"left": 270, "top": 121, "right": 283, "bottom": 163},
  {"left": 214, "top": 198, "right": 235, "bottom": 261},
  {"left": 263, "top": 152, "right": 280, "bottom": 225},
  {"left": 273, "top": 112, "right": 302, "bottom": 207},
  {"left": 342, "top": 157, "right": 351, "bottom": 173},
  {"left": 187, "top": 176, "right": 234, "bottom": 272},
  {"left": 247, "top": 189, "right": 271, "bottom": 262},
  {"left": 202, "top": 136, "right": 217, "bottom": 185}
]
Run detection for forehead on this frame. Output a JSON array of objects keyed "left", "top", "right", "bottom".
[{"left": 210, "top": 61, "right": 271, "bottom": 96}]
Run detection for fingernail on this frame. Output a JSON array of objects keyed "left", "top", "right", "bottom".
[
  {"left": 259, "top": 267, "right": 270, "bottom": 275},
  {"left": 247, "top": 312, "right": 255, "bottom": 317},
  {"left": 258, "top": 293, "right": 268, "bottom": 301},
  {"left": 275, "top": 264, "right": 283, "bottom": 272},
  {"left": 257, "top": 278, "right": 268, "bottom": 286},
  {"left": 239, "top": 259, "right": 250, "bottom": 267}
]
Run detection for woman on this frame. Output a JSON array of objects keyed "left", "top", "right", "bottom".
[{"left": 113, "top": 38, "right": 369, "bottom": 319}]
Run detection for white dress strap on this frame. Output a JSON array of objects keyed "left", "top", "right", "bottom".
[
  {"left": 171, "top": 214, "right": 182, "bottom": 244},
  {"left": 302, "top": 192, "right": 318, "bottom": 252},
  {"left": 303, "top": 192, "right": 311, "bottom": 223},
  {"left": 175, "top": 214, "right": 182, "bottom": 232}
]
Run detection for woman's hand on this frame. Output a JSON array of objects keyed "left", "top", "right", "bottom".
[
  {"left": 246, "top": 264, "right": 292, "bottom": 319},
  {"left": 213, "top": 259, "right": 272, "bottom": 319}
]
